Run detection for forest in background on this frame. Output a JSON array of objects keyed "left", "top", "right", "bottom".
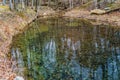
[
  {"left": 0, "top": 0, "right": 120, "bottom": 80},
  {"left": 1, "top": 0, "right": 120, "bottom": 11}
]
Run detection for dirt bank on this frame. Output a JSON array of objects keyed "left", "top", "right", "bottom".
[
  {"left": 64, "top": 9, "right": 120, "bottom": 27},
  {"left": 0, "top": 6, "right": 56, "bottom": 79},
  {"left": 0, "top": 8, "right": 37, "bottom": 79}
]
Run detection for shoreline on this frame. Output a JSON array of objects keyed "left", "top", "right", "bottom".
[
  {"left": 0, "top": 10, "right": 37, "bottom": 79},
  {"left": 63, "top": 9, "right": 120, "bottom": 27},
  {"left": 0, "top": 7, "right": 120, "bottom": 79},
  {"left": 0, "top": 6, "right": 56, "bottom": 79}
]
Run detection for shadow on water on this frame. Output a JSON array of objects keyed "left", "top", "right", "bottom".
[{"left": 11, "top": 18, "right": 120, "bottom": 80}]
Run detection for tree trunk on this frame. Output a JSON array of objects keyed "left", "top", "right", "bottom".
[
  {"left": 94, "top": 0, "right": 98, "bottom": 9},
  {"left": 21, "top": 0, "right": 25, "bottom": 9},
  {"left": 35, "top": 0, "right": 38, "bottom": 12},
  {"left": 69, "top": 0, "right": 73, "bottom": 9},
  {"left": 32, "top": 0, "right": 34, "bottom": 9},
  {"left": 48, "top": 0, "right": 51, "bottom": 6},
  {"left": 2, "top": 0, "right": 6, "bottom": 5},
  {"left": 9, "top": 0, "right": 13, "bottom": 10}
]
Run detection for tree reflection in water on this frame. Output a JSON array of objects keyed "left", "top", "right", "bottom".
[{"left": 11, "top": 18, "right": 120, "bottom": 80}]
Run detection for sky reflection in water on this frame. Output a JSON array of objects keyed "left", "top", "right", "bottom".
[{"left": 11, "top": 18, "right": 120, "bottom": 80}]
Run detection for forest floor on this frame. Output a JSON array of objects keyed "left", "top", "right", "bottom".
[
  {"left": 64, "top": 8, "right": 120, "bottom": 27},
  {"left": 0, "top": 9, "right": 37, "bottom": 80},
  {"left": 0, "top": 5, "right": 120, "bottom": 80},
  {"left": 0, "top": 6, "right": 55, "bottom": 80}
]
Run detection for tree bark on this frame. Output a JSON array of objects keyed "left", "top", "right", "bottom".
[{"left": 2, "top": 0, "right": 6, "bottom": 5}]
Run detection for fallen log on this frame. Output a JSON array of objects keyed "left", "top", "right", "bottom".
[
  {"left": 90, "top": 7, "right": 120, "bottom": 15},
  {"left": 105, "top": 7, "right": 120, "bottom": 13},
  {"left": 90, "top": 9, "right": 106, "bottom": 15}
]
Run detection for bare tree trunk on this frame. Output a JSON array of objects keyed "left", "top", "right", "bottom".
[
  {"left": 9, "top": 0, "right": 13, "bottom": 10},
  {"left": 2, "top": 0, "right": 6, "bottom": 5},
  {"left": 21, "top": 0, "right": 25, "bottom": 9},
  {"left": 94, "top": 0, "right": 98, "bottom": 9},
  {"left": 48, "top": 0, "right": 51, "bottom": 6},
  {"left": 37, "top": 0, "right": 41, "bottom": 12},
  {"left": 69, "top": 0, "right": 73, "bottom": 9},
  {"left": 32, "top": 0, "right": 34, "bottom": 9},
  {"left": 35, "top": 0, "right": 38, "bottom": 12},
  {"left": 13, "top": 0, "right": 18, "bottom": 10}
]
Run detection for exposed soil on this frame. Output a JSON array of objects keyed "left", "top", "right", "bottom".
[{"left": 64, "top": 9, "right": 120, "bottom": 27}]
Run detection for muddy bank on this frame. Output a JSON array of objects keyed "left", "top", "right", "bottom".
[
  {"left": 0, "top": 7, "right": 55, "bottom": 79},
  {"left": 63, "top": 9, "right": 120, "bottom": 27}
]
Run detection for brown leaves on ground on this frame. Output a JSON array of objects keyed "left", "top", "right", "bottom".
[
  {"left": 0, "top": 9, "right": 36, "bottom": 79},
  {"left": 0, "top": 6, "right": 56, "bottom": 79},
  {"left": 8, "top": 73, "right": 16, "bottom": 80},
  {"left": 64, "top": 9, "right": 120, "bottom": 27}
]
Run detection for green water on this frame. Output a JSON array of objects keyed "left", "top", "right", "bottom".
[{"left": 11, "top": 18, "right": 120, "bottom": 80}]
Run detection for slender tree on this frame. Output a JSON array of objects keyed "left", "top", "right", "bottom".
[
  {"left": 35, "top": 0, "right": 38, "bottom": 12},
  {"left": 69, "top": 0, "right": 73, "bottom": 9},
  {"left": 48, "top": 0, "right": 51, "bottom": 6},
  {"left": 2, "top": 0, "right": 6, "bottom": 5},
  {"left": 9, "top": 0, "right": 14, "bottom": 10},
  {"left": 32, "top": 0, "right": 34, "bottom": 9},
  {"left": 21, "top": 0, "right": 25, "bottom": 10}
]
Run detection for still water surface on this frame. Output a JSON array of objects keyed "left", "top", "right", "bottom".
[{"left": 11, "top": 18, "right": 120, "bottom": 80}]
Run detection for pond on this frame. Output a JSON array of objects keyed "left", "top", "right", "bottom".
[{"left": 10, "top": 18, "right": 120, "bottom": 80}]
